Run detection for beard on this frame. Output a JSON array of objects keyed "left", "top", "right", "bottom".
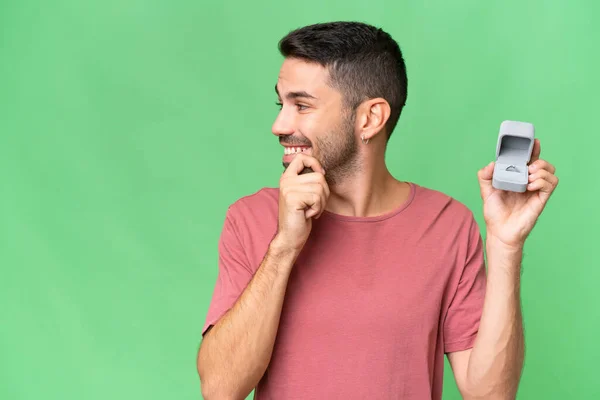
[{"left": 282, "top": 111, "right": 359, "bottom": 185}]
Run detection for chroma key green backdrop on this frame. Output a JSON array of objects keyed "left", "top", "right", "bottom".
[{"left": 1, "top": 0, "right": 598, "bottom": 399}]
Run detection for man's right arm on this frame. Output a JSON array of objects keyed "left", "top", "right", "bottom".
[
  {"left": 198, "top": 154, "right": 328, "bottom": 400},
  {"left": 197, "top": 236, "right": 300, "bottom": 400}
]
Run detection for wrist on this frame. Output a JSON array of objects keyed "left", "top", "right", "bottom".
[
  {"left": 485, "top": 233, "right": 524, "bottom": 274},
  {"left": 486, "top": 232, "right": 524, "bottom": 254},
  {"left": 269, "top": 234, "right": 303, "bottom": 260}
]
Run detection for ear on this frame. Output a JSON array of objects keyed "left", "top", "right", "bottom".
[{"left": 354, "top": 98, "right": 391, "bottom": 142}]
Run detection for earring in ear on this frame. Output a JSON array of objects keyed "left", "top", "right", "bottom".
[{"left": 361, "top": 134, "right": 370, "bottom": 145}]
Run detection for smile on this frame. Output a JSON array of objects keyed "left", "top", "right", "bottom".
[{"left": 284, "top": 146, "right": 311, "bottom": 155}]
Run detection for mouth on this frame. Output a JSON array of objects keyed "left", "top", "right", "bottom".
[
  {"left": 283, "top": 146, "right": 311, "bottom": 155},
  {"left": 282, "top": 146, "right": 312, "bottom": 163}
]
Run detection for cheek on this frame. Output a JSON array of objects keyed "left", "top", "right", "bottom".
[
  {"left": 302, "top": 110, "right": 345, "bottom": 150},
  {"left": 298, "top": 115, "right": 322, "bottom": 144}
]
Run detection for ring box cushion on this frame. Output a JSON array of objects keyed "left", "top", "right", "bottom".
[{"left": 492, "top": 121, "right": 535, "bottom": 192}]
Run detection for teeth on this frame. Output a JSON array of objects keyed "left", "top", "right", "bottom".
[{"left": 284, "top": 147, "right": 310, "bottom": 155}]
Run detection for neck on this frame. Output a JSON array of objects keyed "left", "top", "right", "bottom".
[{"left": 325, "top": 152, "right": 409, "bottom": 218}]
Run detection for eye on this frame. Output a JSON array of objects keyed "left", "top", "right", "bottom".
[
  {"left": 296, "top": 104, "right": 308, "bottom": 111},
  {"left": 275, "top": 101, "right": 283, "bottom": 110}
]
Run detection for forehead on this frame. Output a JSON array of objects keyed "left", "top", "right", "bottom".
[{"left": 276, "top": 58, "right": 336, "bottom": 98}]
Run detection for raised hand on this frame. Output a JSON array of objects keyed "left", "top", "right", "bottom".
[
  {"left": 276, "top": 153, "right": 329, "bottom": 251},
  {"left": 477, "top": 139, "right": 559, "bottom": 248}
]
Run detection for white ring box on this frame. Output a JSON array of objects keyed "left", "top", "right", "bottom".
[{"left": 492, "top": 120, "right": 535, "bottom": 193}]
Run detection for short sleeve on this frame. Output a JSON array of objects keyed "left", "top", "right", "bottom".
[
  {"left": 443, "top": 216, "right": 487, "bottom": 353},
  {"left": 202, "top": 206, "right": 254, "bottom": 336}
]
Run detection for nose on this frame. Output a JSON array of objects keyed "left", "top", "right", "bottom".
[{"left": 271, "top": 108, "right": 295, "bottom": 137}]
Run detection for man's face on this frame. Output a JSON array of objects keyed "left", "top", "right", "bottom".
[{"left": 273, "top": 58, "right": 359, "bottom": 183}]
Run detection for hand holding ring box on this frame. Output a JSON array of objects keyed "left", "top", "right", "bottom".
[{"left": 492, "top": 120, "right": 535, "bottom": 193}]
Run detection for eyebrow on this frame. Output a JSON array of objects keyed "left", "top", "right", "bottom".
[{"left": 275, "top": 84, "right": 318, "bottom": 101}]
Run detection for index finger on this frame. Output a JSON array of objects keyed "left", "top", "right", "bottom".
[{"left": 282, "top": 153, "right": 325, "bottom": 177}]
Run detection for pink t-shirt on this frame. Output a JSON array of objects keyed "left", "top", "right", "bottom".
[{"left": 202, "top": 182, "right": 487, "bottom": 399}]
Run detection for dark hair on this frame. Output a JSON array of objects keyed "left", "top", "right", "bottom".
[{"left": 278, "top": 21, "right": 408, "bottom": 141}]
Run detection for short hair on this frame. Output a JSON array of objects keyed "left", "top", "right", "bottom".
[{"left": 278, "top": 21, "right": 408, "bottom": 141}]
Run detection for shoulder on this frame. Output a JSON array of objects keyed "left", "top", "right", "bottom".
[
  {"left": 224, "top": 186, "right": 280, "bottom": 234},
  {"left": 410, "top": 182, "right": 479, "bottom": 231},
  {"left": 227, "top": 186, "right": 279, "bottom": 217},
  {"left": 409, "top": 184, "right": 485, "bottom": 277},
  {"left": 413, "top": 183, "right": 474, "bottom": 214},
  {"left": 220, "top": 187, "right": 280, "bottom": 268}
]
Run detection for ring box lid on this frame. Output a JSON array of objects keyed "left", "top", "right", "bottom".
[{"left": 495, "top": 120, "right": 535, "bottom": 169}]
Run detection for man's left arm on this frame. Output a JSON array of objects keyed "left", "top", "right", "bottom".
[
  {"left": 448, "top": 236, "right": 525, "bottom": 399},
  {"left": 449, "top": 138, "right": 558, "bottom": 399}
]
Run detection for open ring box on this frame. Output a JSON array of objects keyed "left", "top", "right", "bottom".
[{"left": 492, "top": 120, "right": 535, "bottom": 193}]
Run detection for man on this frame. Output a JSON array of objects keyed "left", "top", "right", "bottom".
[{"left": 197, "top": 21, "right": 558, "bottom": 400}]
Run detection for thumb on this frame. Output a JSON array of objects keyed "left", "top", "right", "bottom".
[{"left": 478, "top": 161, "right": 495, "bottom": 200}]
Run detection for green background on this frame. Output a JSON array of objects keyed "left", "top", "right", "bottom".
[{"left": 1, "top": 0, "right": 598, "bottom": 399}]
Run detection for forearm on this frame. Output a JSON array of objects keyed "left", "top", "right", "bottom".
[
  {"left": 197, "top": 237, "right": 299, "bottom": 400},
  {"left": 465, "top": 234, "right": 525, "bottom": 399}
]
